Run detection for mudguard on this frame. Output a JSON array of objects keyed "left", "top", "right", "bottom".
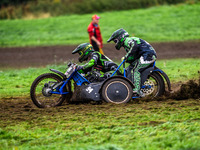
[
  {"left": 141, "top": 66, "right": 154, "bottom": 86},
  {"left": 131, "top": 65, "right": 171, "bottom": 92},
  {"left": 153, "top": 67, "right": 172, "bottom": 92},
  {"left": 50, "top": 69, "right": 66, "bottom": 79}
]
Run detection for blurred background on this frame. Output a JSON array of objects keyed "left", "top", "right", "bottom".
[
  {"left": 0, "top": 0, "right": 199, "bottom": 68},
  {"left": 0, "top": 0, "right": 194, "bottom": 19}
]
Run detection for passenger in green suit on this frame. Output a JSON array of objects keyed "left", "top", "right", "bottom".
[
  {"left": 72, "top": 43, "right": 120, "bottom": 80},
  {"left": 107, "top": 28, "right": 157, "bottom": 97}
]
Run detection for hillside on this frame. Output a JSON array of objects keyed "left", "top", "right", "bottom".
[{"left": 0, "top": 3, "right": 199, "bottom": 47}]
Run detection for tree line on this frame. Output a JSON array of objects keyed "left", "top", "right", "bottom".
[{"left": 0, "top": 0, "right": 192, "bottom": 19}]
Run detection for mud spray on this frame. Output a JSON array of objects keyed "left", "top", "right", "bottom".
[{"left": 170, "top": 78, "right": 200, "bottom": 100}]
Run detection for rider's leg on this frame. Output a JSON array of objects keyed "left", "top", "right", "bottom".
[{"left": 132, "top": 55, "right": 156, "bottom": 97}]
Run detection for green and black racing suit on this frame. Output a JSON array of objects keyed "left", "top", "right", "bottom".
[
  {"left": 77, "top": 51, "right": 119, "bottom": 80},
  {"left": 123, "top": 37, "right": 157, "bottom": 95}
]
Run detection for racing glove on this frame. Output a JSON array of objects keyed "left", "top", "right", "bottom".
[
  {"left": 76, "top": 66, "right": 84, "bottom": 73},
  {"left": 121, "top": 56, "right": 127, "bottom": 62}
]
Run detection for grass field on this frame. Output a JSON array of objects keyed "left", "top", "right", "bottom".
[
  {"left": 0, "top": 98, "right": 200, "bottom": 150},
  {"left": 0, "top": 58, "right": 199, "bottom": 99},
  {"left": 1, "top": 58, "right": 199, "bottom": 150},
  {"left": 0, "top": 3, "right": 200, "bottom": 47},
  {"left": 0, "top": 3, "right": 200, "bottom": 150}
]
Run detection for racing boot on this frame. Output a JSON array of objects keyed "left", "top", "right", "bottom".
[{"left": 132, "top": 89, "right": 145, "bottom": 98}]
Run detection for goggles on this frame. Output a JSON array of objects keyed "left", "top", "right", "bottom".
[
  {"left": 114, "top": 39, "right": 119, "bottom": 44},
  {"left": 78, "top": 51, "right": 83, "bottom": 56}
]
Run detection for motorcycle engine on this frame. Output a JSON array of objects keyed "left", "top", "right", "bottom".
[{"left": 85, "top": 71, "right": 101, "bottom": 82}]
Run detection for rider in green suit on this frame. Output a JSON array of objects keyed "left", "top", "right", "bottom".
[
  {"left": 72, "top": 43, "right": 120, "bottom": 80},
  {"left": 107, "top": 28, "right": 157, "bottom": 97}
]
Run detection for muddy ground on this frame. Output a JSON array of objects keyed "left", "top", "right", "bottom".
[
  {"left": 0, "top": 41, "right": 200, "bottom": 115},
  {"left": 0, "top": 96, "right": 199, "bottom": 128},
  {"left": 0, "top": 41, "right": 200, "bottom": 68}
]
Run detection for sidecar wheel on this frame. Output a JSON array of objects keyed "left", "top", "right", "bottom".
[
  {"left": 101, "top": 78, "right": 132, "bottom": 104},
  {"left": 30, "top": 73, "right": 70, "bottom": 108}
]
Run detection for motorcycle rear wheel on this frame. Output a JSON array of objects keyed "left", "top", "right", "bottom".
[{"left": 141, "top": 72, "right": 165, "bottom": 98}]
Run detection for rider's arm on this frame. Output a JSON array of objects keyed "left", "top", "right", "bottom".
[
  {"left": 78, "top": 53, "right": 98, "bottom": 73},
  {"left": 125, "top": 40, "right": 138, "bottom": 61},
  {"left": 83, "top": 59, "right": 96, "bottom": 70}
]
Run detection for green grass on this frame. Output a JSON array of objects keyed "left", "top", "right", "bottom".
[
  {"left": 0, "top": 58, "right": 199, "bottom": 99},
  {"left": 0, "top": 99, "right": 200, "bottom": 150},
  {"left": 156, "top": 58, "right": 200, "bottom": 82},
  {"left": 0, "top": 3, "right": 200, "bottom": 47}
]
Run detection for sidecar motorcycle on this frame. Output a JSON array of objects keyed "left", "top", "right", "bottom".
[{"left": 30, "top": 59, "right": 171, "bottom": 108}]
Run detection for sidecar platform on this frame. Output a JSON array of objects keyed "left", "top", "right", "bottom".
[{"left": 71, "top": 82, "right": 103, "bottom": 102}]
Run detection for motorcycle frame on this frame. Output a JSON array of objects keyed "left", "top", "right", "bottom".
[
  {"left": 111, "top": 59, "right": 171, "bottom": 92},
  {"left": 50, "top": 69, "right": 90, "bottom": 95},
  {"left": 50, "top": 58, "right": 171, "bottom": 96}
]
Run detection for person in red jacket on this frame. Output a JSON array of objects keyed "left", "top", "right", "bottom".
[{"left": 87, "top": 14, "right": 104, "bottom": 54}]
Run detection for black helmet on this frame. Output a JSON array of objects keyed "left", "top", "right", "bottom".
[
  {"left": 107, "top": 28, "right": 129, "bottom": 50},
  {"left": 72, "top": 43, "right": 94, "bottom": 62}
]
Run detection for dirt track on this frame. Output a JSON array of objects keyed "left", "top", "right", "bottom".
[
  {"left": 0, "top": 98, "right": 199, "bottom": 128},
  {"left": 0, "top": 42, "right": 200, "bottom": 120},
  {"left": 0, "top": 41, "right": 200, "bottom": 68}
]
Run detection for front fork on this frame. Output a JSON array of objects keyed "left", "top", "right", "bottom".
[
  {"left": 48, "top": 69, "right": 90, "bottom": 95},
  {"left": 49, "top": 78, "right": 71, "bottom": 95}
]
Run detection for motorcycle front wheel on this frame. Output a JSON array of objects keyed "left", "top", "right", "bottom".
[{"left": 30, "top": 73, "right": 71, "bottom": 108}]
